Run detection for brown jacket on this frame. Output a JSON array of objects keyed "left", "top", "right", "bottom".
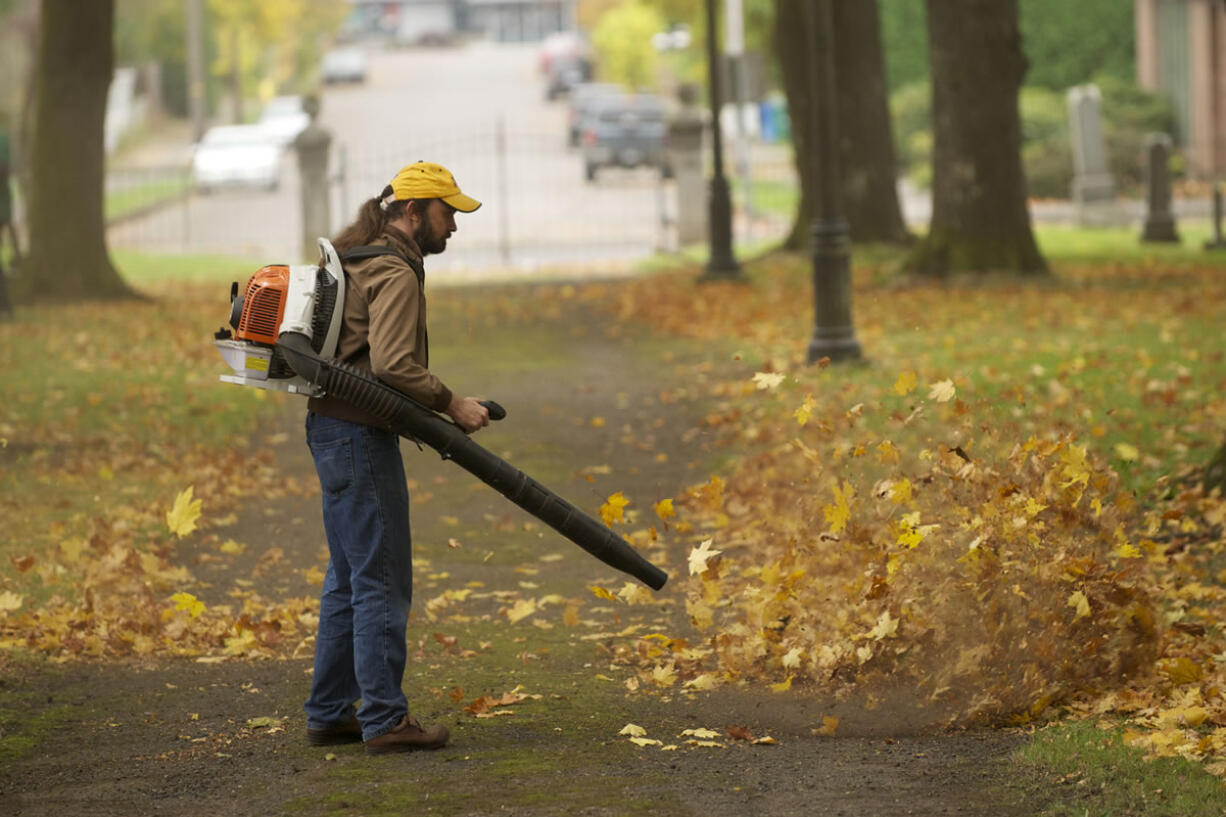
[{"left": 306, "top": 227, "right": 453, "bottom": 427}]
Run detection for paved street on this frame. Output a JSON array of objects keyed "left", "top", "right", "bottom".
[{"left": 107, "top": 41, "right": 726, "bottom": 276}]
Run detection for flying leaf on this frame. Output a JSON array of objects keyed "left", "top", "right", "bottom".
[
  {"left": 688, "top": 539, "right": 722, "bottom": 576},
  {"left": 1067, "top": 590, "right": 1090, "bottom": 621},
  {"left": 589, "top": 585, "right": 618, "bottom": 602},
  {"left": 893, "top": 371, "right": 917, "bottom": 396},
  {"left": 219, "top": 539, "right": 245, "bottom": 555},
  {"left": 166, "top": 486, "right": 203, "bottom": 538},
  {"left": 653, "top": 498, "right": 675, "bottom": 521},
  {"left": 1115, "top": 442, "right": 1140, "bottom": 462},
  {"left": 752, "top": 372, "right": 786, "bottom": 390},
  {"left": 794, "top": 394, "right": 816, "bottom": 426},
  {"left": 823, "top": 482, "right": 853, "bottom": 534},
  {"left": 0, "top": 591, "right": 23, "bottom": 614},
  {"left": 600, "top": 492, "right": 629, "bottom": 526},
  {"left": 814, "top": 716, "right": 840, "bottom": 737},
  {"left": 782, "top": 647, "right": 804, "bottom": 669},
  {"left": 170, "top": 591, "right": 205, "bottom": 619},
  {"left": 928, "top": 379, "right": 956, "bottom": 403},
  {"left": 867, "top": 610, "right": 899, "bottom": 640}
]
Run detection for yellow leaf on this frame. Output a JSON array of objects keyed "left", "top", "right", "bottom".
[
  {"left": 893, "top": 370, "right": 917, "bottom": 396},
  {"left": 687, "top": 538, "right": 722, "bottom": 576},
  {"left": 170, "top": 591, "right": 205, "bottom": 619},
  {"left": 823, "top": 481, "right": 853, "bottom": 534},
  {"left": 505, "top": 597, "right": 537, "bottom": 624},
  {"left": 59, "top": 538, "right": 85, "bottom": 563},
  {"left": 629, "top": 737, "right": 663, "bottom": 747},
  {"left": 1159, "top": 657, "right": 1203, "bottom": 685},
  {"left": 589, "top": 585, "right": 618, "bottom": 602},
  {"left": 752, "top": 372, "right": 786, "bottom": 390},
  {"left": 0, "top": 590, "right": 23, "bottom": 614},
  {"left": 618, "top": 723, "right": 647, "bottom": 737},
  {"left": 617, "top": 582, "right": 654, "bottom": 606},
  {"left": 888, "top": 478, "right": 913, "bottom": 505},
  {"left": 782, "top": 647, "right": 804, "bottom": 669},
  {"left": 928, "top": 379, "right": 956, "bottom": 403},
  {"left": 1115, "top": 442, "right": 1140, "bottom": 462},
  {"left": 814, "top": 716, "right": 839, "bottom": 737},
  {"left": 600, "top": 491, "right": 630, "bottom": 526},
  {"left": 166, "top": 486, "right": 203, "bottom": 539},
  {"left": 680, "top": 727, "right": 722, "bottom": 739},
  {"left": 650, "top": 663, "right": 677, "bottom": 687},
  {"left": 867, "top": 610, "right": 899, "bottom": 640},
  {"left": 219, "top": 539, "right": 245, "bottom": 555},
  {"left": 794, "top": 394, "right": 816, "bottom": 426},
  {"left": 1067, "top": 590, "right": 1090, "bottom": 620},
  {"left": 683, "top": 673, "right": 719, "bottom": 691},
  {"left": 1115, "top": 542, "right": 1141, "bottom": 559},
  {"left": 590, "top": 416, "right": 606, "bottom": 428},
  {"left": 770, "top": 675, "right": 794, "bottom": 693},
  {"left": 304, "top": 566, "right": 326, "bottom": 585}
]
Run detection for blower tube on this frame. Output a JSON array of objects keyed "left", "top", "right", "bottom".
[{"left": 276, "top": 331, "right": 668, "bottom": 590}]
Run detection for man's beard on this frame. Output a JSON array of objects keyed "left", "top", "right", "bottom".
[{"left": 413, "top": 220, "right": 448, "bottom": 256}]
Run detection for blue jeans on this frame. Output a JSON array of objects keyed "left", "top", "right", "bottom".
[{"left": 303, "top": 412, "right": 413, "bottom": 741}]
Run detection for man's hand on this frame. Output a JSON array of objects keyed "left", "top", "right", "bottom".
[{"left": 446, "top": 395, "right": 490, "bottom": 433}]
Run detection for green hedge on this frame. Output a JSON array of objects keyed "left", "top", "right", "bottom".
[{"left": 891, "top": 77, "right": 1177, "bottom": 198}]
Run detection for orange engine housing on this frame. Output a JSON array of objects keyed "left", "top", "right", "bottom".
[{"left": 235, "top": 265, "right": 290, "bottom": 346}]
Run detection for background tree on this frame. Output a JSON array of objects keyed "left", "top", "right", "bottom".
[
  {"left": 21, "top": 0, "right": 134, "bottom": 301},
  {"left": 774, "top": 0, "right": 907, "bottom": 249},
  {"left": 905, "top": 0, "right": 1045, "bottom": 277}
]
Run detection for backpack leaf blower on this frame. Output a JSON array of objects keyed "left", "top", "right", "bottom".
[{"left": 213, "top": 238, "right": 668, "bottom": 591}]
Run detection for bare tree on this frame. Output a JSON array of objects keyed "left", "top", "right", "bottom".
[
  {"left": 21, "top": 0, "right": 135, "bottom": 301},
  {"left": 774, "top": 0, "right": 908, "bottom": 249},
  {"left": 906, "top": 0, "right": 1046, "bottom": 276}
]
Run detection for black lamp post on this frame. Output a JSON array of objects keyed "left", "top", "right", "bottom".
[
  {"left": 701, "top": 0, "right": 742, "bottom": 280},
  {"left": 804, "top": 0, "right": 861, "bottom": 362}
]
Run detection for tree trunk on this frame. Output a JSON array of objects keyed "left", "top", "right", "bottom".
[
  {"left": 774, "top": 0, "right": 909, "bottom": 249},
  {"left": 1205, "top": 440, "right": 1226, "bottom": 494},
  {"left": 21, "top": 0, "right": 134, "bottom": 301},
  {"left": 906, "top": 0, "right": 1046, "bottom": 277}
]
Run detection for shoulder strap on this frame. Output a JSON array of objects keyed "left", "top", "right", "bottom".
[{"left": 339, "top": 245, "right": 424, "bottom": 287}]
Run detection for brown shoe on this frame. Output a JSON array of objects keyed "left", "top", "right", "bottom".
[
  {"left": 364, "top": 716, "right": 449, "bottom": 754},
  {"left": 306, "top": 712, "right": 362, "bottom": 746}
]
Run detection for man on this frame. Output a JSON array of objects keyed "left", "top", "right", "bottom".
[{"left": 302, "top": 161, "right": 488, "bottom": 754}]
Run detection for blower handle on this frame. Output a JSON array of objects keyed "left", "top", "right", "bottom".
[{"left": 479, "top": 400, "right": 507, "bottom": 421}]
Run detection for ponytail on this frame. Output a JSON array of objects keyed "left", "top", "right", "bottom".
[{"left": 332, "top": 185, "right": 409, "bottom": 253}]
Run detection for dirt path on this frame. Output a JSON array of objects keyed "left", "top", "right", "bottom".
[{"left": 1, "top": 282, "right": 1051, "bottom": 816}]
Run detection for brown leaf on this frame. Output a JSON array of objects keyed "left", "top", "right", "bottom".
[{"left": 725, "top": 724, "right": 755, "bottom": 742}]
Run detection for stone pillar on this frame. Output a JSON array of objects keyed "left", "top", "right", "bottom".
[
  {"left": 293, "top": 95, "right": 333, "bottom": 263},
  {"left": 668, "top": 91, "right": 707, "bottom": 247},
  {"left": 1141, "top": 132, "right": 1180, "bottom": 243},
  {"left": 1067, "top": 85, "right": 1116, "bottom": 224}
]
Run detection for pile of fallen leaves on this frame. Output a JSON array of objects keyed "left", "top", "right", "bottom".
[{"left": 579, "top": 254, "right": 1226, "bottom": 773}]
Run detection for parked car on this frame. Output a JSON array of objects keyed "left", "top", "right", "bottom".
[
  {"left": 257, "top": 96, "right": 310, "bottom": 147},
  {"left": 580, "top": 93, "right": 671, "bottom": 181},
  {"left": 545, "top": 54, "right": 591, "bottom": 101},
  {"left": 567, "top": 82, "right": 620, "bottom": 148},
  {"left": 321, "top": 47, "right": 367, "bottom": 84},
  {"left": 191, "top": 125, "right": 281, "bottom": 192}
]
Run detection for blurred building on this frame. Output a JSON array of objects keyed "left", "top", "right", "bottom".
[
  {"left": 1135, "top": 0, "right": 1226, "bottom": 178},
  {"left": 345, "top": 0, "right": 576, "bottom": 44}
]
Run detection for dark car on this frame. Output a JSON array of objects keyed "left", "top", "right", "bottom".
[
  {"left": 580, "top": 93, "right": 670, "bottom": 181},
  {"left": 545, "top": 54, "right": 592, "bottom": 101},
  {"left": 567, "top": 82, "right": 620, "bottom": 148}
]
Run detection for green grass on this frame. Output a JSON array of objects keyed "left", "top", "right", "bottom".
[
  {"left": 1016, "top": 721, "right": 1226, "bottom": 817},
  {"left": 113, "top": 249, "right": 265, "bottom": 287},
  {"left": 105, "top": 173, "right": 192, "bottom": 222}
]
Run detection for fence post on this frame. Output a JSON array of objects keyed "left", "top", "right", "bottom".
[
  {"left": 496, "top": 116, "right": 511, "bottom": 266},
  {"left": 294, "top": 95, "right": 333, "bottom": 262}
]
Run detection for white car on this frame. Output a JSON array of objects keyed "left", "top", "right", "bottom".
[
  {"left": 192, "top": 125, "right": 281, "bottom": 192},
  {"left": 257, "top": 96, "right": 311, "bottom": 147},
  {"left": 322, "top": 48, "right": 367, "bottom": 84}
]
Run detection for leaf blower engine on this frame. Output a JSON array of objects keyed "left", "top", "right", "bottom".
[{"left": 213, "top": 238, "right": 667, "bottom": 591}]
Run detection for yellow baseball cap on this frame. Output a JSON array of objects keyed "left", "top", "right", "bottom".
[{"left": 386, "top": 161, "right": 481, "bottom": 213}]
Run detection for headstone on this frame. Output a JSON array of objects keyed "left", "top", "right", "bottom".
[
  {"left": 1204, "top": 184, "right": 1226, "bottom": 250},
  {"left": 1067, "top": 85, "right": 1117, "bottom": 223},
  {"left": 293, "top": 95, "right": 333, "bottom": 262},
  {"left": 668, "top": 86, "right": 706, "bottom": 247},
  {"left": 1141, "top": 132, "right": 1180, "bottom": 243}
]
